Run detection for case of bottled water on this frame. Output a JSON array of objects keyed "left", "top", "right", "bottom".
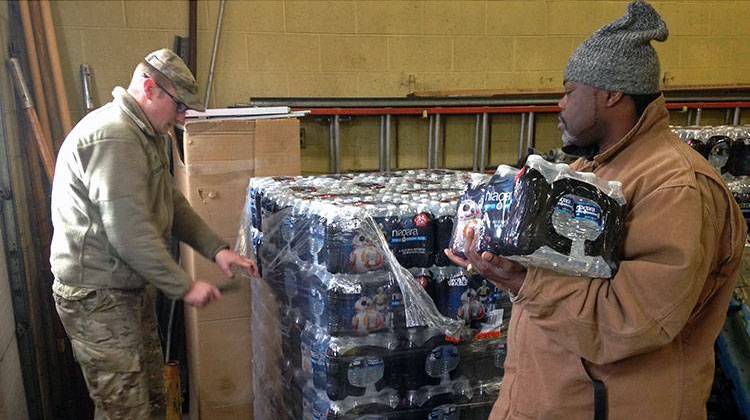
[{"left": 451, "top": 155, "right": 627, "bottom": 278}]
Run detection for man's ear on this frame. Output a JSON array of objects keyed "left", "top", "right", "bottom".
[
  {"left": 142, "top": 77, "right": 157, "bottom": 100},
  {"left": 605, "top": 91, "right": 625, "bottom": 108}
]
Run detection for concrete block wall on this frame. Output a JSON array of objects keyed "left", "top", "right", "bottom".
[
  {"left": 49, "top": 0, "right": 750, "bottom": 171},
  {"left": 0, "top": 2, "right": 30, "bottom": 418},
  {"left": 51, "top": 1, "right": 750, "bottom": 110}
]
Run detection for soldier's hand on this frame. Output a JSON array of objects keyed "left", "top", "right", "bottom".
[
  {"left": 183, "top": 281, "right": 221, "bottom": 308},
  {"left": 215, "top": 249, "right": 259, "bottom": 278}
]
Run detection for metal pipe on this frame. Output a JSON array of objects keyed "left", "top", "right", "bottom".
[
  {"left": 518, "top": 113, "right": 526, "bottom": 162},
  {"left": 188, "top": 0, "right": 198, "bottom": 75},
  {"left": 434, "top": 114, "right": 441, "bottom": 169},
  {"left": 333, "top": 115, "right": 341, "bottom": 173},
  {"left": 472, "top": 114, "right": 480, "bottom": 171},
  {"left": 526, "top": 112, "right": 536, "bottom": 152},
  {"left": 687, "top": 109, "right": 693, "bottom": 126},
  {"left": 204, "top": 0, "right": 225, "bottom": 109},
  {"left": 479, "top": 113, "right": 489, "bottom": 173},
  {"left": 384, "top": 115, "right": 391, "bottom": 172},
  {"left": 379, "top": 116, "right": 386, "bottom": 172},
  {"left": 734, "top": 107, "right": 741, "bottom": 125},
  {"left": 251, "top": 97, "right": 562, "bottom": 108},
  {"left": 695, "top": 108, "right": 702, "bottom": 126},
  {"left": 427, "top": 115, "right": 434, "bottom": 169},
  {"left": 329, "top": 117, "right": 336, "bottom": 173},
  {"left": 248, "top": 94, "right": 750, "bottom": 109},
  {"left": 725, "top": 109, "right": 732, "bottom": 125},
  {"left": 80, "top": 64, "right": 95, "bottom": 114}
]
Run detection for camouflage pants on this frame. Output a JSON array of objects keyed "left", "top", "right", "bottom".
[{"left": 54, "top": 286, "right": 166, "bottom": 420}]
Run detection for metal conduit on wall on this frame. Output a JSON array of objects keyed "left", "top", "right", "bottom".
[{"left": 251, "top": 96, "right": 750, "bottom": 173}]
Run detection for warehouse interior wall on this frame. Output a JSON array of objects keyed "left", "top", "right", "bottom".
[
  {"left": 0, "top": 1, "right": 30, "bottom": 419},
  {"left": 49, "top": 0, "right": 750, "bottom": 174}
]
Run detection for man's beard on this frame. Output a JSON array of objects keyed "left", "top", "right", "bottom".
[
  {"left": 561, "top": 129, "right": 576, "bottom": 147},
  {"left": 559, "top": 119, "right": 600, "bottom": 159}
]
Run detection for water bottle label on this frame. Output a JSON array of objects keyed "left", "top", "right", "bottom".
[
  {"left": 386, "top": 211, "right": 434, "bottom": 267},
  {"left": 350, "top": 295, "right": 386, "bottom": 335},
  {"left": 554, "top": 195, "right": 575, "bottom": 216},
  {"left": 574, "top": 198, "right": 602, "bottom": 227},
  {"left": 425, "top": 345, "right": 460, "bottom": 378},
  {"left": 483, "top": 189, "right": 513, "bottom": 212},
  {"left": 553, "top": 194, "right": 604, "bottom": 235},
  {"left": 449, "top": 184, "right": 484, "bottom": 257},
  {"left": 347, "top": 356, "right": 385, "bottom": 387},
  {"left": 349, "top": 233, "right": 385, "bottom": 273}
]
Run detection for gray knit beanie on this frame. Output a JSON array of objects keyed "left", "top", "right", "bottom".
[{"left": 564, "top": 0, "right": 668, "bottom": 94}]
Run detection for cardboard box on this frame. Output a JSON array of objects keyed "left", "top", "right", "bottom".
[
  {"left": 180, "top": 243, "right": 252, "bottom": 322},
  {"left": 176, "top": 117, "right": 300, "bottom": 420}
]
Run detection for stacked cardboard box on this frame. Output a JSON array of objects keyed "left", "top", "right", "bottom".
[{"left": 174, "top": 117, "right": 301, "bottom": 419}]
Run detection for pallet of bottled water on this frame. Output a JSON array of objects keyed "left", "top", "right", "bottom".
[{"left": 238, "top": 170, "right": 510, "bottom": 420}]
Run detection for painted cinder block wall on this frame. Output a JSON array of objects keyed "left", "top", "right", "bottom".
[
  {"left": 0, "top": 1, "right": 31, "bottom": 418},
  {"left": 51, "top": 0, "right": 750, "bottom": 173}
]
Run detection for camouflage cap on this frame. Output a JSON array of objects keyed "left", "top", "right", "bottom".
[{"left": 145, "top": 48, "right": 204, "bottom": 111}]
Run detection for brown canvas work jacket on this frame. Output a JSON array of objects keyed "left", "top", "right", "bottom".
[{"left": 491, "top": 96, "right": 747, "bottom": 419}]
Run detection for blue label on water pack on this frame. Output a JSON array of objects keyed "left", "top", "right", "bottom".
[
  {"left": 574, "top": 198, "right": 602, "bottom": 227},
  {"left": 347, "top": 356, "right": 385, "bottom": 387},
  {"left": 555, "top": 195, "right": 575, "bottom": 215},
  {"left": 425, "top": 345, "right": 460, "bottom": 378},
  {"left": 482, "top": 176, "right": 514, "bottom": 213},
  {"left": 378, "top": 211, "right": 434, "bottom": 268}
]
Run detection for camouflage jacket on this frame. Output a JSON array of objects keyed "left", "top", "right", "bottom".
[{"left": 50, "top": 87, "right": 226, "bottom": 299}]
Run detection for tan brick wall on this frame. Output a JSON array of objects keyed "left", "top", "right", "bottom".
[{"left": 50, "top": 0, "right": 750, "bottom": 173}]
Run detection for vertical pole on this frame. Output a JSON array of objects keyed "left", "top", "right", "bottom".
[
  {"left": 473, "top": 114, "right": 480, "bottom": 171},
  {"left": 204, "top": 0, "right": 225, "bottom": 109},
  {"left": 733, "top": 107, "right": 741, "bottom": 126},
  {"left": 695, "top": 108, "right": 702, "bottom": 126},
  {"left": 328, "top": 116, "right": 337, "bottom": 173},
  {"left": 427, "top": 114, "right": 434, "bottom": 169},
  {"left": 379, "top": 115, "right": 386, "bottom": 172},
  {"left": 518, "top": 113, "right": 527, "bottom": 163},
  {"left": 333, "top": 115, "right": 341, "bottom": 173},
  {"left": 384, "top": 115, "right": 391, "bottom": 172},
  {"left": 434, "top": 113, "right": 441, "bottom": 169},
  {"left": 526, "top": 111, "right": 536, "bottom": 153},
  {"left": 479, "top": 113, "right": 489, "bottom": 173}
]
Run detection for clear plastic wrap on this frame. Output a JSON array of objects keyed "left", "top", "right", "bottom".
[
  {"left": 672, "top": 125, "right": 750, "bottom": 177},
  {"left": 727, "top": 176, "right": 750, "bottom": 229},
  {"left": 500, "top": 155, "right": 626, "bottom": 278},
  {"left": 449, "top": 156, "right": 627, "bottom": 278},
  {"left": 238, "top": 170, "right": 510, "bottom": 419}
]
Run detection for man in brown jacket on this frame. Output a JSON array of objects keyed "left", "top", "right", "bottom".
[{"left": 447, "top": 1, "right": 747, "bottom": 419}]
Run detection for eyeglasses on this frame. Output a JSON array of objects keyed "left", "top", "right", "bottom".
[{"left": 151, "top": 79, "right": 188, "bottom": 113}]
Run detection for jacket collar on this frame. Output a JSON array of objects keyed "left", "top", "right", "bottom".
[
  {"left": 112, "top": 87, "right": 159, "bottom": 139},
  {"left": 591, "top": 94, "right": 669, "bottom": 166}
]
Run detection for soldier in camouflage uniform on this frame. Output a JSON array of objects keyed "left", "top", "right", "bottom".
[{"left": 50, "top": 49, "right": 258, "bottom": 420}]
